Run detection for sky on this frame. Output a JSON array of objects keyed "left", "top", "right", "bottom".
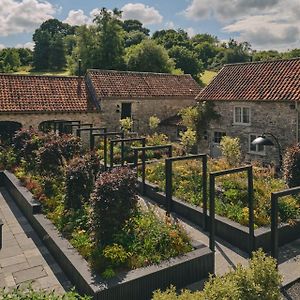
[{"left": 1, "top": 0, "right": 300, "bottom": 51}]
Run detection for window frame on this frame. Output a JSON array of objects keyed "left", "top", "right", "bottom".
[
  {"left": 213, "top": 131, "right": 226, "bottom": 144},
  {"left": 233, "top": 106, "right": 251, "bottom": 125},
  {"left": 249, "top": 133, "right": 266, "bottom": 155}
]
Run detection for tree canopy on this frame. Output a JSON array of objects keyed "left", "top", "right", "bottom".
[{"left": 126, "top": 39, "right": 175, "bottom": 73}]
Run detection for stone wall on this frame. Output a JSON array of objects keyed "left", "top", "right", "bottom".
[
  {"left": 198, "top": 100, "right": 299, "bottom": 166},
  {"left": 100, "top": 97, "right": 196, "bottom": 134},
  {"left": 0, "top": 111, "right": 103, "bottom": 146}
]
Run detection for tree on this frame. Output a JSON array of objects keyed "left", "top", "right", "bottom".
[
  {"left": 17, "top": 48, "right": 33, "bottom": 66},
  {"left": 191, "top": 33, "right": 219, "bottom": 45},
  {"left": 168, "top": 45, "right": 203, "bottom": 78},
  {"left": 33, "top": 19, "right": 75, "bottom": 70},
  {"left": 126, "top": 39, "right": 175, "bottom": 73},
  {"left": 122, "top": 19, "right": 150, "bottom": 36},
  {"left": 0, "top": 48, "right": 21, "bottom": 72},
  {"left": 194, "top": 42, "right": 219, "bottom": 68},
  {"left": 221, "top": 39, "right": 252, "bottom": 64},
  {"left": 252, "top": 50, "right": 282, "bottom": 62},
  {"left": 93, "top": 8, "right": 125, "bottom": 70},
  {"left": 68, "top": 25, "right": 98, "bottom": 74},
  {"left": 124, "top": 30, "right": 147, "bottom": 48},
  {"left": 152, "top": 29, "right": 191, "bottom": 50}
]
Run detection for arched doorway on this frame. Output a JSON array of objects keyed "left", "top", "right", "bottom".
[
  {"left": 0, "top": 121, "right": 22, "bottom": 144},
  {"left": 39, "top": 120, "right": 73, "bottom": 134}
]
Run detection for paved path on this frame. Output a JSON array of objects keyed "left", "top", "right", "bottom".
[{"left": 0, "top": 188, "right": 71, "bottom": 292}]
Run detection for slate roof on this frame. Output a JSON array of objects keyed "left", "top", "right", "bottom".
[
  {"left": 86, "top": 69, "right": 201, "bottom": 99},
  {"left": 0, "top": 74, "right": 91, "bottom": 113},
  {"left": 196, "top": 58, "right": 300, "bottom": 102}
]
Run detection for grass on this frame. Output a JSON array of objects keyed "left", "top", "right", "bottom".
[
  {"left": 201, "top": 70, "right": 217, "bottom": 85},
  {"left": 14, "top": 66, "right": 70, "bottom": 76}
]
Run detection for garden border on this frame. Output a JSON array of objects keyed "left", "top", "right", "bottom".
[
  {"left": 138, "top": 179, "right": 300, "bottom": 253},
  {"left": 0, "top": 171, "right": 214, "bottom": 300}
]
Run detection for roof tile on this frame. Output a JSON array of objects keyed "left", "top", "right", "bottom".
[
  {"left": 87, "top": 69, "right": 201, "bottom": 99},
  {"left": 0, "top": 74, "right": 91, "bottom": 113},
  {"left": 196, "top": 58, "right": 300, "bottom": 102}
]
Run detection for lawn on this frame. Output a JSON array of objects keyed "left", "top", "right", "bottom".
[
  {"left": 14, "top": 66, "right": 70, "bottom": 76},
  {"left": 201, "top": 70, "right": 217, "bottom": 85}
]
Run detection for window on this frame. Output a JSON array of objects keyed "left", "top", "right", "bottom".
[
  {"left": 234, "top": 107, "right": 250, "bottom": 124},
  {"left": 249, "top": 134, "right": 265, "bottom": 154},
  {"left": 121, "top": 103, "right": 132, "bottom": 119},
  {"left": 213, "top": 131, "right": 226, "bottom": 143}
]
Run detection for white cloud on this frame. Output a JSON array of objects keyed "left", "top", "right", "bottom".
[
  {"left": 183, "top": 0, "right": 300, "bottom": 50},
  {"left": 0, "top": 44, "right": 5, "bottom": 50},
  {"left": 165, "top": 21, "right": 175, "bottom": 29},
  {"left": 0, "top": 0, "right": 57, "bottom": 37},
  {"left": 186, "top": 27, "right": 196, "bottom": 37},
  {"left": 63, "top": 9, "right": 90, "bottom": 26},
  {"left": 15, "top": 42, "right": 35, "bottom": 50},
  {"left": 121, "top": 3, "right": 163, "bottom": 25}
]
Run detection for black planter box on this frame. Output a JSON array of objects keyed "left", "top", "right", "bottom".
[
  {"left": 139, "top": 179, "right": 300, "bottom": 253},
  {"left": 0, "top": 171, "right": 214, "bottom": 300}
]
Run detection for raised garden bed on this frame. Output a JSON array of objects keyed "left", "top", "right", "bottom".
[
  {"left": 139, "top": 179, "right": 300, "bottom": 254},
  {"left": 0, "top": 170, "right": 214, "bottom": 300}
]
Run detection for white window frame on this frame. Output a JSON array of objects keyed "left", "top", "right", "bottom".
[
  {"left": 233, "top": 106, "right": 251, "bottom": 125},
  {"left": 249, "top": 134, "right": 266, "bottom": 155}
]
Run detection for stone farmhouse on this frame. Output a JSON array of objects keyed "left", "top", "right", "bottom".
[
  {"left": 0, "top": 70, "right": 200, "bottom": 140},
  {"left": 196, "top": 58, "right": 300, "bottom": 166}
]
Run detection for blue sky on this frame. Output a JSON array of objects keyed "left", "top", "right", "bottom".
[{"left": 1, "top": 0, "right": 300, "bottom": 51}]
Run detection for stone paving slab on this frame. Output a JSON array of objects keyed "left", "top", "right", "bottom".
[{"left": 0, "top": 188, "right": 71, "bottom": 292}]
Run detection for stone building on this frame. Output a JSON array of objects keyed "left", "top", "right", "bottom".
[
  {"left": 196, "top": 58, "right": 300, "bottom": 166},
  {"left": 0, "top": 70, "right": 200, "bottom": 140}
]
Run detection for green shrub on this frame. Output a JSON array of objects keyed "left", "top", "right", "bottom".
[
  {"left": 0, "top": 286, "right": 91, "bottom": 300},
  {"left": 152, "top": 249, "right": 282, "bottom": 300},
  {"left": 60, "top": 134, "right": 83, "bottom": 161},
  {"left": 90, "top": 167, "right": 138, "bottom": 244},
  {"left": 102, "top": 243, "right": 130, "bottom": 267},
  {"left": 37, "top": 139, "right": 63, "bottom": 174},
  {"left": 149, "top": 115, "right": 160, "bottom": 131},
  {"left": 0, "top": 147, "right": 17, "bottom": 170},
  {"left": 283, "top": 143, "right": 300, "bottom": 187},
  {"left": 65, "top": 156, "right": 94, "bottom": 209},
  {"left": 115, "top": 210, "right": 192, "bottom": 269},
  {"left": 220, "top": 136, "right": 241, "bottom": 167},
  {"left": 179, "top": 128, "right": 197, "bottom": 154}
]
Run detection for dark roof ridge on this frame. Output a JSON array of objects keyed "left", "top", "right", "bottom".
[
  {"left": 224, "top": 57, "right": 300, "bottom": 67},
  {"left": 87, "top": 69, "right": 192, "bottom": 77}
]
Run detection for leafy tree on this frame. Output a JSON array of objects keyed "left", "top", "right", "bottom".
[
  {"left": 126, "top": 39, "right": 175, "bottom": 73},
  {"left": 0, "top": 48, "right": 21, "bottom": 72},
  {"left": 191, "top": 33, "right": 219, "bottom": 45},
  {"left": 168, "top": 45, "right": 203, "bottom": 78},
  {"left": 152, "top": 29, "right": 191, "bottom": 50},
  {"left": 194, "top": 42, "right": 219, "bottom": 68},
  {"left": 222, "top": 39, "right": 252, "bottom": 64},
  {"left": 68, "top": 25, "right": 98, "bottom": 74},
  {"left": 124, "top": 30, "right": 147, "bottom": 48},
  {"left": 49, "top": 34, "right": 67, "bottom": 70},
  {"left": 252, "top": 50, "right": 282, "bottom": 62},
  {"left": 33, "top": 19, "right": 75, "bottom": 70},
  {"left": 93, "top": 8, "right": 125, "bottom": 70},
  {"left": 122, "top": 19, "right": 150, "bottom": 36},
  {"left": 17, "top": 48, "right": 33, "bottom": 66}
]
